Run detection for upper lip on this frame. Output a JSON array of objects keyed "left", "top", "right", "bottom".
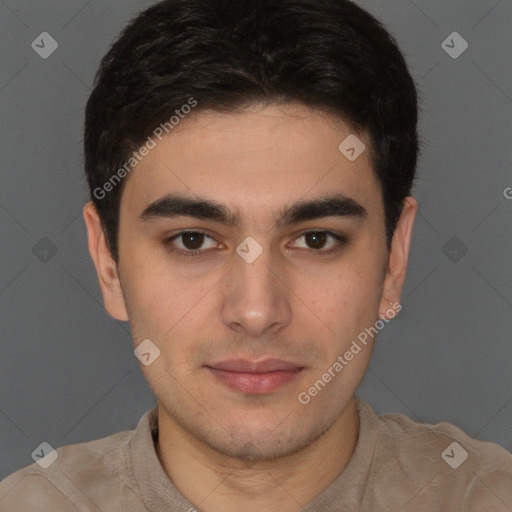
[{"left": 206, "top": 358, "right": 303, "bottom": 373}]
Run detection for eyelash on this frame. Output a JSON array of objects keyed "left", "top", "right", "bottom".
[{"left": 163, "top": 230, "right": 348, "bottom": 258}]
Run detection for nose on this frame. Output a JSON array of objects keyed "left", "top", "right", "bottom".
[{"left": 221, "top": 241, "right": 292, "bottom": 338}]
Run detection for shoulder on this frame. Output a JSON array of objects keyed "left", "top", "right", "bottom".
[
  {"left": 367, "top": 401, "right": 512, "bottom": 509},
  {"left": 0, "top": 428, "right": 137, "bottom": 510},
  {"left": 377, "top": 406, "right": 512, "bottom": 469}
]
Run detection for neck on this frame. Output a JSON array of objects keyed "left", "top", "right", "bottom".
[{"left": 156, "top": 397, "right": 359, "bottom": 512}]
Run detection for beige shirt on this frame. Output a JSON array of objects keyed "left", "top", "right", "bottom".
[{"left": 1, "top": 397, "right": 511, "bottom": 511}]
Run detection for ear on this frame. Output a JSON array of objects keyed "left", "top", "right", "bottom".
[
  {"left": 379, "top": 196, "right": 418, "bottom": 318},
  {"left": 83, "top": 201, "right": 129, "bottom": 321}
]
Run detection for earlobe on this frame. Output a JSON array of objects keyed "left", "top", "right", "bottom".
[
  {"left": 379, "top": 196, "right": 418, "bottom": 318},
  {"left": 83, "top": 202, "right": 129, "bottom": 321}
]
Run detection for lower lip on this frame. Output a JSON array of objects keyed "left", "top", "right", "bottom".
[{"left": 206, "top": 367, "right": 303, "bottom": 394}]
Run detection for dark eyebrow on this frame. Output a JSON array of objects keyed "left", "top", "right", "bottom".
[{"left": 138, "top": 193, "right": 367, "bottom": 229}]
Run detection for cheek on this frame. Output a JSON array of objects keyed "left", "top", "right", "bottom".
[
  {"left": 324, "top": 257, "right": 383, "bottom": 306},
  {"left": 122, "top": 251, "right": 222, "bottom": 341},
  {"left": 308, "top": 255, "right": 384, "bottom": 339}
]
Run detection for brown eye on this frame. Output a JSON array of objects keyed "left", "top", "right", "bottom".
[
  {"left": 290, "top": 230, "right": 348, "bottom": 256},
  {"left": 164, "top": 231, "right": 219, "bottom": 256},
  {"left": 181, "top": 232, "right": 206, "bottom": 250},
  {"left": 304, "top": 231, "right": 328, "bottom": 249}
]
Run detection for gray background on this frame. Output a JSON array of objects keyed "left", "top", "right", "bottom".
[{"left": 0, "top": 0, "right": 511, "bottom": 480}]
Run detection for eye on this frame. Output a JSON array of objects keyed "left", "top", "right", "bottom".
[
  {"left": 289, "top": 231, "right": 348, "bottom": 255},
  {"left": 164, "top": 231, "right": 220, "bottom": 256},
  {"left": 164, "top": 230, "right": 348, "bottom": 258}
]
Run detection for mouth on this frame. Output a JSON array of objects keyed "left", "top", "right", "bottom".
[{"left": 204, "top": 358, "right": 305, "bottom": 394}]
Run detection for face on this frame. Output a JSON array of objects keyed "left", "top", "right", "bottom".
[{"left": 85, "top": 103, "right": 416, "bottom": 461}]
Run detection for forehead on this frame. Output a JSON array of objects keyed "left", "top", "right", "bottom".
[{"left": 120, "top": 103, "right": 382, "bottom": 225}]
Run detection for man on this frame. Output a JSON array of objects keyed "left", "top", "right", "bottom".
[{"left": 1, "top": 0, "right": 511, "bottom": 510}]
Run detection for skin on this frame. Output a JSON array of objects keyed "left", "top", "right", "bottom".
[{"left": 84, "top": 103, "right": 417, "bottom": 512}]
